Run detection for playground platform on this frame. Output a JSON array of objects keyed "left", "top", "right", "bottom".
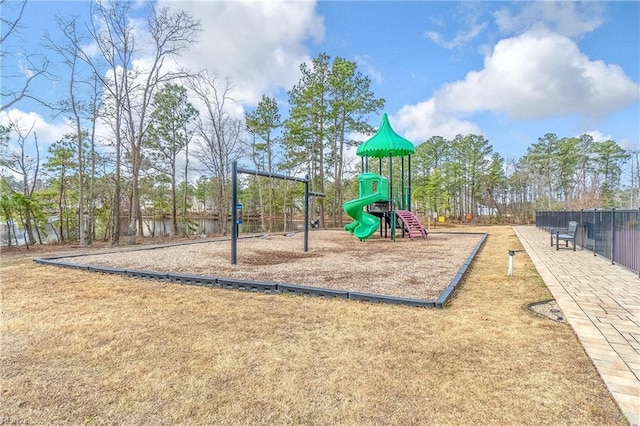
[{"left": 514, "top": 226, "right": 640, "bottom": 425}]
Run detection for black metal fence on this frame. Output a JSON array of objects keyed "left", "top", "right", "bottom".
[{"left": 536, "top": 209, "right": 640, "bottom": 275}]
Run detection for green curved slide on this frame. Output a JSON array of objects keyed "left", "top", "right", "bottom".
[{"left": 343, "top": 192, "right": 385, "bottom": 240}]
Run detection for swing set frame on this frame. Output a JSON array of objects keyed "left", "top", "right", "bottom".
[{"left": 230, "top": 160, "right": 324, "bottom": 265}]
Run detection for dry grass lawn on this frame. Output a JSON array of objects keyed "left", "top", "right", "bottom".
[{"left": 0, "top": 226, "right": 626, "bottom": 425}]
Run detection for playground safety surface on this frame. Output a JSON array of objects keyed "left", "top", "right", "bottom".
[{"left": 40, "top": 230, "right": 485, "bottom": 305}]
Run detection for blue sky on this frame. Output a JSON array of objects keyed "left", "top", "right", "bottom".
[{"left": 1, "top": 0, "right": 639, "bottom": 160}]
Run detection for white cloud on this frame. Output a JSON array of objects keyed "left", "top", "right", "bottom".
[
  {"left": 0, "top": 109, "right": 72, "bottom": 149},
  {"left": 435, "top": 30, "right": 639, "bottom": 121},
  {"left": 424, "top": 3, "right": 488, "bottom": 49},
  {"left": 392, "top": 99, "right": 482, "bottom": 142},
  {"left": 494, "top": 1, "right": 605, "bottom": 38},
  {"left": 583, "top": 130, "right": 613, "bottom": 143},
  {"left": 381, "top": 3, "right": 635, "bottom": 148},
  {"left": 425, "top": 22, "right": 487, "bottom": 49},
  {"left": 354, "top": 55, "right": 383, "bottom": 85},
  {"left": 17, "top": 58, "right": 35, "bottom": 79},
  {"left": 160, "top": 0, "right": 324, "bottom": 105},
  {"left": 80, "top": 40, "right": 100, "bottom": 59}
]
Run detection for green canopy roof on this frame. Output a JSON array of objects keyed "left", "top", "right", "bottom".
[{"left": 356, "top": 113, "right": 415, "bottom": 158}]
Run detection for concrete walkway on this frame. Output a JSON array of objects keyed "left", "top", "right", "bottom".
[{"left": 514, "top": 226, "right": 639, "bottom": 425}]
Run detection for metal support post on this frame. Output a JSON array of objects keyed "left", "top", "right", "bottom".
[
  {"left": 508, "top": 250, "right": 514, "bottom": 276},
  {"left": 231, "top": 160, "right": 238, "bottom": 265},
  {"left": 611, "top": 208, "right": 615, "bottom": 265},
  {"left": 304, "top": 176, "right": 309, "bottom": 252}
]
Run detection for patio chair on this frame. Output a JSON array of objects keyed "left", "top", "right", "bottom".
[{"left": 551, "top": 221, "right": 578, "bottom": 251}]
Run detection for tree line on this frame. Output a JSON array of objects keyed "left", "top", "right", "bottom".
[
  {"left": 412, "top": 133, "right": 636, "bottom": 224},
  {"left": 1, "top": 1, "right": 638, "bottom": 247}
]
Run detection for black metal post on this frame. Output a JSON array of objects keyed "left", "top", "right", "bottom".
[
  {"left": 389, "top": 152, "right": 395, "bottom": 241},
  {"left": 580, "top": 209, "right": 583, "bottom": 249},
  {"left": 408, "top": 155, "right": 412, "bottom": 212},
  {"left": 401, "top": 156, "right": 405, "bottom": 238},
  {"left": 611, "top": 208, "right": 615, "bottom": 265},
  {"left": 231, "top": 160, "right": 238, "bottom": 265},
  {"left": 401, "top": 156, "right": 405, "bottom": 210},
  {"left": 236, "top": 166, "right": 307, "bottom": 183},
  {"left": 304, "top": 176, "right": 309, "bottom": 252},
  {"left": 594, "top": 208, "right": 597, "bottom": 256}
]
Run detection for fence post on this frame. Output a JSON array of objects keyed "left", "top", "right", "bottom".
[
  {"left": 593, "top": 208, "right": 597, "bottom": 256},
  {"left": 611, "top": 208, "right": 615, "bottom": 265},
  {"left": 580, "top": 209, "right": 583, "bottom": 249},
  {"left": 304, "top": 175, "right": 309, "bottom": 252}
]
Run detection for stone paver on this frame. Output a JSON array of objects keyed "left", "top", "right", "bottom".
[{"left": 515, "top": 226, "right": 640, "bottom": 425}]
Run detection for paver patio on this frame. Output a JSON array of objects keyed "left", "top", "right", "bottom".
[{"left": 515, "top": 226, "right": 640, "bottom": 425}]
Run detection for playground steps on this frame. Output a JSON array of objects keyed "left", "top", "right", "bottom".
[{"left": 396, "top": 210, "right": 428, "bottom": 240}]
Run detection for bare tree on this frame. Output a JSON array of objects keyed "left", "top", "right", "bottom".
[
  {"left": 45, "top": 15, "right": 92, "bottom": 245},
  {"left": 83, "top": 0, "right": 134, "bottom": 245},
  {"left": 0, "top": 0, "right": 26, "bottom": 45},
  {"left": 0, "top": 118, "right": 41, "bottom": 245},
  {"left": 86, "top": 76, "right": 104, "bottom": 243},
  {"left": 84, "top": 0, "right": 200, "bottom": 244},
  {"left": 121, "top": 4, "right": 200, "bottom": 243},
  {"left": 0, "top": 0, "right": 49, "bottom": 112},
  {"left": 189, "top": 71, "right": 243, "bottom": 235}
]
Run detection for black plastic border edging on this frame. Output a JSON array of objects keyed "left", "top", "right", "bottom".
[
  {"left": 279, "top": 283, "right": 348, "bottom": 299},
  {"left": 349, "top": 291, "right": 435, "bottom": 307},
  {"left": 125, "top": 269, "right": 169, "bottom": 281},
  {"left": 32, "top": 232, "right": 488, "bottom": 309},
  {"left": 435, "top": 232, "right": 488, "bottom": 308},
  {"left": 34, "top": 257, "right": 92, "bottom": 271},
  {"left": 218, "top": 277, "right": 279, "bottom": 293},
  {"left": 88, "top": 265, "right": 126, "bottom": 275},
  {"left": 167, "top": 273, "right": 218, "bottom": 287}
]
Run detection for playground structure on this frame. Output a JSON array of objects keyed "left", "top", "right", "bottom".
[{"left": 343, "top": 113, "right": 427, "bottom": 241}]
